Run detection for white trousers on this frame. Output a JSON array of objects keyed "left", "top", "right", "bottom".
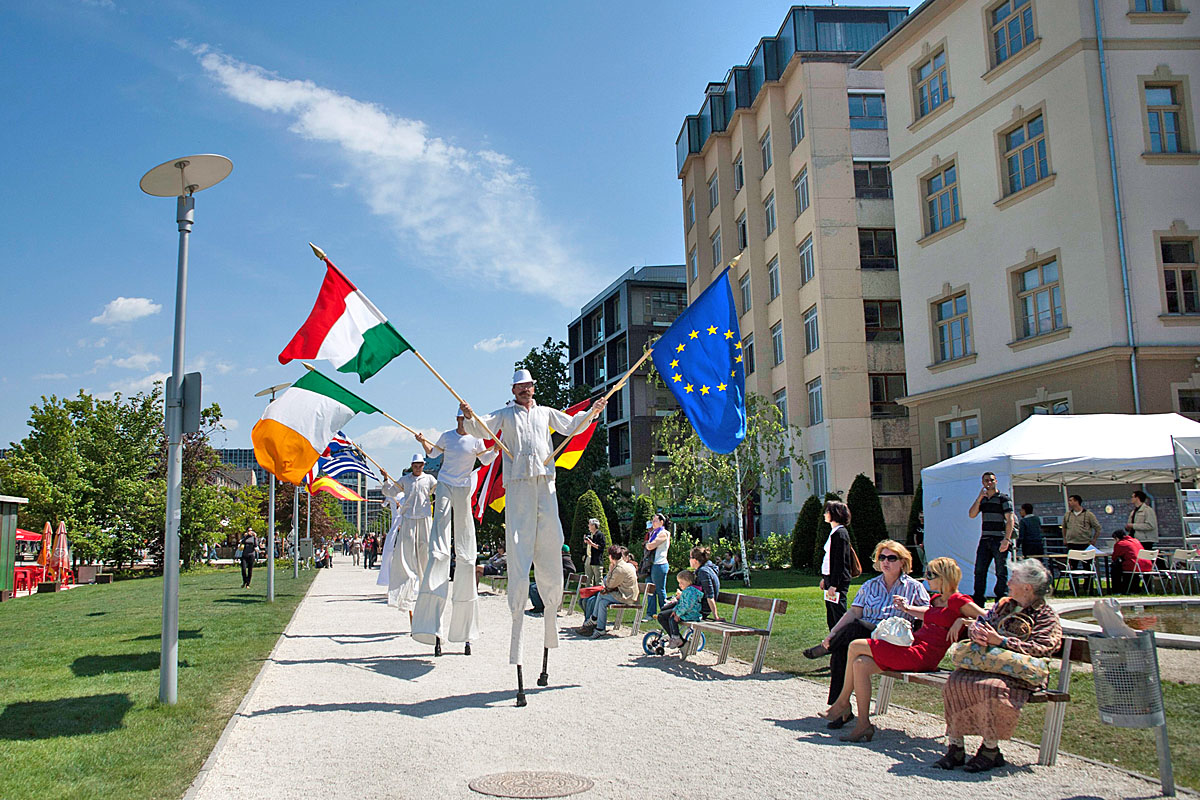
[
  {"left": 505, "top": 476, "right": 565, "bottom": 666},
  {"left": 389, "top": 515, "right": 430, "bottom": 612},
  {"left": 412, "top": 483, "right": 480, "bottom": 645},
  {"left": 376, "top": 531, "right": 397, "bottom": 587}
]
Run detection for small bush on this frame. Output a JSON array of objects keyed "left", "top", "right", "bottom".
[{"left": 762, "top": 531, "right": 791, "bottom": 569}]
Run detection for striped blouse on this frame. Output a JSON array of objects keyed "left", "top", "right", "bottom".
[{"left": 851, "top": 573, "right": 930, "bottom": 626}]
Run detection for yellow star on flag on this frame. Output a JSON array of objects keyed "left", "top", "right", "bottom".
[
  {"left": 735, "top": 354, "right": 743, "bottom": 363},
  {"left": 670, "top": 359, "right": 679, "bottom": 369},
  {"left": 734, "top": 341, "right": 742, "bottom": 350},
  {"left": 700, "top": 385, "right": 710, "bottom": 395},
  {"left": 672, "top": 373, "right": 682, "bottom": 383},
  {"left": 676, "top": 343, "right": 685, "bottom": 353},
  {"left": 688, "top": 330, "right": 699, "bottom": 339},
  {"left": 731, "top": 369, "right": 736, "bottom": 378},
  {"left": 724, "top": 329, "right": 734, "bottom": 339},
  {"left": 706, "top": 325, "right": 718, "bottom": 335},
  {"left": 718, "top": 383, "right": 727, "bottom": 391},
  {"left": 685, "top": 384, "right": 694, "bottom": 394}
]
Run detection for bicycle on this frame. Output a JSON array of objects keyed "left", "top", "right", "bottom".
[{"left": 642, "top": 626, "right": 706, "bottom": 657}]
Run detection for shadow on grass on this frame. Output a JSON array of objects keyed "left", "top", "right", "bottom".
[
  {"left": 214, "top": 597, "right": 262, "bottom": 605},
  {"left": 71, "top": 652, "right": 188, "bottom": 677},
  {"left": 86, "top": 612, "right": 107, "bottom": 617},
  {"left": 243, "top": 685, "right": 578, "bottom": 719},
  {"left": 126, "top": 628, "right": 203, "bottom": 642},
  {"left": 0, "top": 693, "right": 133, "bottom": 739}
]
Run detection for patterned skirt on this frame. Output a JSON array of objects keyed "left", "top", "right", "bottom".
[{"left": 943, "top": 668, "right": 1034, "bottom": 742}]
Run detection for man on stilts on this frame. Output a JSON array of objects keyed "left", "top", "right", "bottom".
[
  {"left": 381, "top": 454, "right": 436, "bottom": 621},
  {"left": 461, "top": 369, "right": 604, "bottom": 706},
  {"left": 411, "top": 410, "right": 498, "bottom": 657}
]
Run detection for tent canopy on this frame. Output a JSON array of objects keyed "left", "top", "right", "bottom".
[
  {"left": 16, "top": 529, "right": 42, "bottom": 542},
  {"left": 922, "top": 414, "right": 1200, "bottom": 598}
]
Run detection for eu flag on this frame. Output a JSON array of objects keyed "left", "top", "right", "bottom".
[{"left": 651, "top": 267, "right": 746, "bottom": 453}]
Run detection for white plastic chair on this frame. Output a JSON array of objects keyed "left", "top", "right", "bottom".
[
  {"left": 1060, "top": 550, "right": 1103, "bottom": 597},
  {"left": 1160, "top": 549, "right": 1199, "bottom": 594}
]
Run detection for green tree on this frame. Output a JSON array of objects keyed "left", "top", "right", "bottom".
[
  {"left": 791, "top": 494, "right": 822, "bottom": 573},
  {"left": 628, "top": 494, "right": 654, "bottom": 563},
  {"left": 906, "top": 480, "right": 924, "bottom": 547},
  {"left": 649, "top": 391, "right": 804, "bottom": 587},
  {"left": 847, "top": 473, "right": 888, "bottom": 570},
  {"left": 570, "top": 489, "right": 609, "bottom": 564},
  {"left": 666, "top": 526, "right": 696, "bottom": 572}
]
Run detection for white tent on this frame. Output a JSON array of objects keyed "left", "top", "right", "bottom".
[{"left": 921, "top": 413, "right": 1200, "bottom": 597}]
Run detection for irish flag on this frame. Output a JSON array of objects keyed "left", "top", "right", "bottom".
[
  {"left": 252, "top": 370, "right": 380, "bottom": 485},
  {"left": 278, "top": 257, "right": 412, "bottom": 382}
]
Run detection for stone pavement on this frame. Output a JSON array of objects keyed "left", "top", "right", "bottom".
[{"left": 185, "top": 564, "right": 1171, "bottom": 800}]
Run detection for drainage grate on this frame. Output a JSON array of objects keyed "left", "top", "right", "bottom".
[{"left": 468, "top": 771, "right": 593, "bottom": 798}]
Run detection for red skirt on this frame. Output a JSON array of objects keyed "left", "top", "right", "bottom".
[{"left": 869, "top": 634, "right": 950, "bottom": 672}]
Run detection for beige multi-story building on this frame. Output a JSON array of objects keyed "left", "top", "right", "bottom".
[
  {"left": 857, "top": 0, "right": 1200, "bottom": 473},
  {"left": 677, "top": 5, "right": 918, "bottom": 539}
]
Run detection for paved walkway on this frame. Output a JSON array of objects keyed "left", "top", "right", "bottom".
[{"left": 186, "top": 565, "right": 1171, "bottom": 800}]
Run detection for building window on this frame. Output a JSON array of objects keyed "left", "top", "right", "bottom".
[
  {"left": 990, "top": 0, "right": 1035, "bottom": 66},
  {"left": 859, "top": 229, "right": 897, "bottom": 270},
  {"left": 1135, "top": 0, "right": 1172, "bottom": 9},
  {"left": 711, "top": 229, "right": 722, "bottom": 269},
  {"left": 864, "top": 299, "right": 903, "bottom": 342},
  {"left": 688, "top": 247, "right": 698, "bottom": 283},
  {"left": 708, "top": 174, "right": 719, "bottom": 211},
  {"left": 767, "top": 256, "right": 781, "bottom": 300},
  {"left": 773, "top": 388, "right": 788, "bottom": 427},
  {"left": 925, "top": 163, "right": 961, "bottom": 234},
  {"left": 733, "top": 153, "right": 744, "bottom": 192},
  {"left": 848, "top": 93, "right": 887, "bottom": 130},
  {"left": 743, "top": 334, "right": 756, "bottom": 374},
  {"left": 1023, "top": 398, "right": 1070, "bottom": 418},
  {"left": 942, "top": 414, "right": 980, "bottom": 458},
  {"left": 686, "top": 193, "right": 695, "bottom": 230},
  {"left": 1014, "top": 258, "right": 1063, "bottom": 338},
  {"left": 794, "top": 168, "right": 810, "bottom": 216},
  {"left": 588, "top": 351, "right": 606, "bottom": 386},
  {"left": 764, "top": 192, "right": 777, "bottom": 236},
  {"left": 760, "top": 130, "right": 773, "bottom": 173},
  {"left": 869, "top": 373, "right": 908, "bottom": 417},
  {"left": 739, "top": 272, "right": 752, "bottom": 315},
  {"left": 1003, "top": 114, "right": 1049, "bottom": 195},
  {"left": 1146, "top": 84, "right": 1185, "bottom": 153},
  {"left": 778, "top": 458, "right": 793, "bottom": 503},
  {"left": 914, "top": 50, "right": 950, "bottom": 118},
  {"left": 1163, "top": 239, "right": 1199, "bottom": 314},
  {"left": 874, "top": 449, "right": 914, "bottom": 495},
  {"left": 803, "top": 306, "right": 819, "bottom": 354},
  {"left": 807, "top": 377, "right": 823, "bottom": 425},
  {"left": 614, "top": 426, "right": 631, "bottom": 467},
  {"left": 1178, "top": 388, "right": 1200, "bottom": 420},
  {"left": 854, "top": 161, "right": 892, "bottom": 199},
  {"left": 811, "top": 451, "right": 828, "bottom": 496},
  {"left": 771, "top": 321, "right": 785, "bottom": 365},
  {"left": 934, "top": 292, "right": 972, "bottom": 361},
  {"left": 736, "top": 212, "right": 748, "bottom": 252},
  {"left": 644, "top": 290, "right": 686, "bottom": 323},
  {"left": 789, "top": 100, "right": 805, "bottom": 149},
  {"left": 799, "top": 236, "right": 815, "bottom": 285}
]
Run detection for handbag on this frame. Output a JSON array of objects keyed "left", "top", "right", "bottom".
[
  {"left": 848, "top": 546, "right": 863, "bottom": 578},
  {"left": 579, "top": 585, "right": 604, "bottom": 600},
  {"left": 949, "top": 641, "right": 1049, "bottom": 686},
  {"left": 637, "top": 551, "right": 653, "bottom": 580},
  {"left": 873, "top": 615, "right": 914, "bottom": 647}
]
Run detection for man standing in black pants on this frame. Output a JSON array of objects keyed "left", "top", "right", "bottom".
[
  {"left": 239, "top": 528, "right": 258, "bottom": 589},
  {"left": 968, "top": 471, "right": 1014, "bottom": 605}
]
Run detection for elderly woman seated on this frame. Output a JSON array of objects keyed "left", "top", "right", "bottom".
[
  {"left": 935, "top": 558, "right": 1062, "bottom": 773},
  {"left": 819, "top": 557, "right": 983, "bottom": 742}
]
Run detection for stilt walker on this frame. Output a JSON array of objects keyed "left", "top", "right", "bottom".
[
  {"left": 412, "top": 410, "right": 498, "bottom": 656},
  {"left": 380, "top": 454, "right": 436, "bottom": 619},
  {"left": 461, "top": 369, "right": 604, "bottom": 705}
]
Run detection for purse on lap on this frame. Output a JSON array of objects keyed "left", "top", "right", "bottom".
[
  {"left": 873, "top": 615, "right": 914, "bottom": 647},
  {"left": 948, "top": 641, "right": 1049, "bottom": 686}
]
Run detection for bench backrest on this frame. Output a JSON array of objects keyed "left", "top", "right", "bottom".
[{"left": 712, "top": 591, "right": 788, "bottom": 632}]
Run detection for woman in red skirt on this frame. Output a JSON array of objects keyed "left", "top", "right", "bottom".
[{"left": 820, "top": 557, "right": 984, "bottom": 742}]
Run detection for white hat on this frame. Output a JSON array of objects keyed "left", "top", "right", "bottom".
[
  {"left": 411, "top": 453, "right": 425, "bottom": 464},
  {"left": 456, "top": 407, "right": 465, "bottom": 417},
  {"left": 511, "top": 368, "right": 535, "bottom": 385}
]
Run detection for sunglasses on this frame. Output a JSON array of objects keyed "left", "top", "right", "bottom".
[
  {"left": 878, "top": 554, "right": 901, "bottom": 563},
  {"left": 924, "top": 571, "right": 938, "bottom": 580}
]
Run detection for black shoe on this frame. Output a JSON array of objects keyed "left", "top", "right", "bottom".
[
  {"left": 933, "top": 745, "right": 966, "bottom": 770},
  {"left": 825, "top": 712, "right": 854, "bottom": 730},
  {"left": 803, "top": 643, "right": 829, "bottom": 659},
  {"left": 963, "top": 746, "right": 1004, "bottom": 773}
]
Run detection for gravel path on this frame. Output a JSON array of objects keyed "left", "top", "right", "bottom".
[{"left": 186, "top": 565, "right": 1174, "bottom": 800}]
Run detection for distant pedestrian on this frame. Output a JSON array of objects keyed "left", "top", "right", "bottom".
[
  {"left": 239, "top": 528, "right": 258, "bottom": 588},
  {"left": 351, "top": 537, "right": 361, "bottom": 566},
  {"left": 1125, "top": 491, "right": 1158, "bottom": 550},
  {"left": 967, "top": 471, "right": 1014, "bottom": 605},
  {"left": 364, "top": 534, "right": 376, "bottom": 569},
  {"left": 1017, "top": 504, "right": 1045, "bottom": 562}
]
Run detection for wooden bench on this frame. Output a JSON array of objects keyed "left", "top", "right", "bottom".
[
  {"left": 874, "top": 636, "right": 1090, "bottom": 766},
  {"left": 681, "top": 590, "right": 788, "bottom": 674},
  {"left": 608, "top": 582, "right": 654, "bottom": 635}
]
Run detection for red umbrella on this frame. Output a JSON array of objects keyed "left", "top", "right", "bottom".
[
  {"left": 50, "top": 522, "right": 69, "bottom": 581},
  {"left": 38, "top": 522, "right": 53, "bottom": 582}
]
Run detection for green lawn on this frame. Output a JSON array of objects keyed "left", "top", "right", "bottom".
[
  {"left": 0, "top": 566, "right": 315, "bottom": 800},
  {"left": 704, "top": 569, "right": 1199, "bottom": 790}
]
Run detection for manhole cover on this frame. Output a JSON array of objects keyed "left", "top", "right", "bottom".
[{"left": 468, "top": 771, "right": 593, "bottom": 798}]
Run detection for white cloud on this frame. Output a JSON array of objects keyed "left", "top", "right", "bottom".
[
  {"left": 78, "top": 337, "right": 109, "bottom": 348},
  {"left": 91, "top": 297, "right": 162, "bottom": 325},
  {"left": 111, "top": 353, "right": 161, "bottom": 370},
  {"left": 356, "top": 423, "right": 441, "bottom": 453},
  {"left": 214, "top": 361, "right": 235, "bottom": 375},
  {"left": 222, "top": 418, "right": 240, "bottom": 431},
  {"left": 33, "top": 372, "right": 68, "bottom": 380},
  {"left": 81, "top": 0, "right": 116, "bottom": 8},
  {"left": 105, "top": 371, "right": 170, "bottom": 397},
  {"left": 190, "top": 46, "right": 596, "bottom": 306},
  {"left": 473, "top": 334, "right": 526, "bottom": 353}
]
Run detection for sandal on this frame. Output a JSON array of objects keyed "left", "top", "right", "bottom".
[
  {"left": 963, "top": 746, "right": 1005, "bottom": 773},
  {"left": 933, "top": 745, "right": 966, "bottom": 770}
]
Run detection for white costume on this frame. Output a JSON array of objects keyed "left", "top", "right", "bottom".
[
  {"left": 412, "top": 426, "right": 497, "bottom": 645},
  {"left": 465, "top": 398, "right": 590, "bottom": 665},
  {"left": 382, "top": 464, "right": 436, "bottom": 613},
  {"left": 377, "top": 495, "right": 401, "bottom": 590}
]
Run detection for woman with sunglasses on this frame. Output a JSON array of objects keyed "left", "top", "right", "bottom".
[
  {"left": 820, "top": 556, "right": 982, "bottom": 742},
  {"left": 803, "top": 539, "right": 929, "bottom": 729}
]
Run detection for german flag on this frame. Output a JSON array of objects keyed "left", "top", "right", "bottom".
[
  {"left": 471, "top": 447, "right": 505, "bottom": 521},
  {"left": 553, "top": 398, "right": 599, "bottom": 470}
]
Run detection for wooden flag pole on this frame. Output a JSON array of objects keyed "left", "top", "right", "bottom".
[
  {"left": 542, "top": 346, "right": 655, "bottom": 466},
  {"left": 409, "top": 349, "right": 513, "bottom": 459},
  {"left": 300, "top": 363, "right": 444, "bottom": 453}
]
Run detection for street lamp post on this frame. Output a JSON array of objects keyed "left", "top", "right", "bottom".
[
  {"left": 140, "top": 154, "right": 232, "bottom": 705},
  {"left": 255, "top": 382, "right": 291, "bottom": 602}
]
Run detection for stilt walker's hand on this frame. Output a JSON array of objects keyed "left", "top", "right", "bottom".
[{"left": 460, "top": 402, "right": 473, "bottom": 419}]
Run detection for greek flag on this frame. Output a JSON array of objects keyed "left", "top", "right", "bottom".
[{"left": 318, "top": 431, "right": 377, "bottom": 482}]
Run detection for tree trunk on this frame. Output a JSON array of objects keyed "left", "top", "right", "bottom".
[{"left": 734, "top": 451, "right": 751, "bottom": 588}]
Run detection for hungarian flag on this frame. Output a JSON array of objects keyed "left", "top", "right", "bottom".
[
  {"left": 307, "top": 475, "right": 365, "bottom": 502},
  {"left": 252, "top": 369, "right": 379, "bottom": 485},
  {"left": 553, "top": 398, "right": 599, "bottom": 470},
  {"left": 278, "top": 256, "right": 412, "bottom": 382}
]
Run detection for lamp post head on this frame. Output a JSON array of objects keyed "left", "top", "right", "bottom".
[{"left": 140, "top": 155, "right": 232, "bottom": 198}]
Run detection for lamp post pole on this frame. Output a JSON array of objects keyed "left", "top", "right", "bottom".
[{"left": 255, "top": 382, "right": 291, "bottom": 602}]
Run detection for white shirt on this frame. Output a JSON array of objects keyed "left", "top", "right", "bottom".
[
  {"left": 649, "top": 528, "right": 670, "bottom": 565},
  {"left": 465, "top": 400, "right": 589, "bottom": 482},
  {"left": 434, "top": 429, "right": 497, "bottom": 488},
  {"left": 821, "top": 525, "right": 843, "bottom": 576},
  {"left": 384, "top": 472, "right": 436, "bottom": 519}
]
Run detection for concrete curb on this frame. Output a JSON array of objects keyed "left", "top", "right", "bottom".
[{"left": 181, "top": 570, "right": 323, "bottom": 800}]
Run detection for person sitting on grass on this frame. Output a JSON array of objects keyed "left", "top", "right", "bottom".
[
  {"left": 578, "top": 545, "right": 637, "bottom": 639},
  {"left": 656, "top": 570, "right": 705, "bottom": 648},
  {"left": 819, "top": 557, "right": 982, "bottom": 743}
]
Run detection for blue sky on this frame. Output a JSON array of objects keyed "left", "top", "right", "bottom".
[{"left": 2, "top": 0, "right": 917, "bottom": 475}]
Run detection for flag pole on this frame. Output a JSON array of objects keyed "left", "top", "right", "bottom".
[
  {"left": 299, "top": 362, "right": 444, "bottom": 452},
  {"left": 408, "top": 349, "right": 513, "bottom": 459},
  {"left": 542, "top": 345, "right": 655, "bottom": 466}
]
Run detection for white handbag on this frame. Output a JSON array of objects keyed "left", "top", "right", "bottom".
[{"left": 874, "top": 615, "right": 914, "bottom": 647}]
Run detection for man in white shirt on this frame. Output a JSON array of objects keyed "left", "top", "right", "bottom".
[
  {"left": 381, "top": 454, "right": 437, "bottom": 619},
  {"left": 461, "top": 369, "right": 604, "bottom": 706},
  {"left": 411, "top": 411, "right": 498, "bottom": 656}
]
